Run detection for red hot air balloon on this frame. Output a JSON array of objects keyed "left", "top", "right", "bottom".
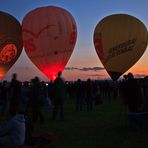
[
  {"left": 0, "top": 11, "right": 23, "bottom": 79},
  {"left": 22, "top": 6, "right": 77, "bottom": 81}
]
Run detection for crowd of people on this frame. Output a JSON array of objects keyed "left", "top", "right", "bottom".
[
  {"left": 0, "top": 72, "right": 148, "bottom": 147},
  {"left": 119, "top": 73, "right": 148, "bottom": 130}
]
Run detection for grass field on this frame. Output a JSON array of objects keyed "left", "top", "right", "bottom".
[{"left": 34, "top": 97, "right": 148, "bottom": 148}]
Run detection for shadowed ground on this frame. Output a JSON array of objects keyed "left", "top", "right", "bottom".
[{"left": 33, "top": 97, "right": 148, "bottom": 148}]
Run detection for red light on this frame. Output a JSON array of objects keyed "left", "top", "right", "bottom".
[
  {"left": 40, "top": 64, "right": 64, "bottom": 81},
  {"left": 0, "top": 69, "right": 5, "bottom": 80},
  {"left": 0, "top": 76, "right": 3, "bottom": 80}
]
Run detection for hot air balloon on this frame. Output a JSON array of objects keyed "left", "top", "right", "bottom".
[
  {"left": 94, "top": 14, "right": 148, "bottom": 81},
  {"left": 0, "top": 11, "right": 23, "bottom": 80},
  {"left": 22, "top": 6, "right": 77, "bottom": 81}
]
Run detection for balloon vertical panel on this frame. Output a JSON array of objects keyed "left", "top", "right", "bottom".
[
  {"left": 22, "top": 6, "right": 77, "bottom": 81},
  {"left": 94, "top": 14, "right": 148, "bottom": 81},
  {"left": 0, "top": 11, "right": 23, "bottom": 79}
]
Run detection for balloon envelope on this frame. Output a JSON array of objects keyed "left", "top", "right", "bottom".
[
  {"left": 0, "top": 11, "right": 23, "bottom": 79},
  {"left": 22, "top": 6, "right": 77, "bottom": 81},
  {"left": 94, "top": 14, "right": 148, "bottom": 81}
]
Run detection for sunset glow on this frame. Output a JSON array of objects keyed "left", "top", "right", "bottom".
[{"left": 0, "top": 0, "right": 148, "bottom": 81}]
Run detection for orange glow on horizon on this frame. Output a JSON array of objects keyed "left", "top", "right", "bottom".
[
  {"left": 62, "top": 63, "right": 148, "bottom": 81},
  {"left": 126, "top": 61, "right": 148, "bottom": 77}
]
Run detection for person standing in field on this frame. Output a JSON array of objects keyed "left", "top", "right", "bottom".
[
  {"left": 0, "top": 80, "right": 8, "bottom": 116},
  {"left": 125, "top": 73, "right": 144, "bottom": 113},
  {"left": 85, "top": 79, "right": 94, "bottom": 111},
  {"left": 122, "top": 73, "right": 144, "bottom": 130},
  {"left": 30, "top": 77, "right": 44, "bottom": 124},
  {"left": 9, "top": 73, "right": 21, "bottom": 116},
  {"left": 52, "top": 71, "right": 66, "bottom": 121},
  {"left": 76, "top": 79, "right": 84, "bottom": 111}
]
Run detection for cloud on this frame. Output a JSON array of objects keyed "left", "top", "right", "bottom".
[
  {"left": 134, "top": 74, "right": 147, "bottom": 78},
  {"left": 65, "top": 66, "right": 104, "bottom": 71},
  {"left": 80, "top": 67, "right": 104, "bottom": 71},
  {"left": 65, "top": 67, "right": 79, "bottom": 70}
]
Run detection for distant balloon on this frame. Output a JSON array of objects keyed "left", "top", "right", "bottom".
[
  {"left": 0, "top": 11, "right": 23, "bottom": 80},
  {"left": 22, "top": 6, "right": 77, "bottom": 81},
  {"left": 94, "top": 14, "right": 148, "bottom": 81}
]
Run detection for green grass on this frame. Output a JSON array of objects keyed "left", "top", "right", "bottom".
[{"left": 35, "top": 97, "right": 148, "bottom": 148}]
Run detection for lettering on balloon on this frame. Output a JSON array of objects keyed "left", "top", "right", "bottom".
[
  {"left": 24, "top": 38, "right": 36, "bottom": 52},
  {"left": 0, "top": 44, "right": 17, "bottom": 64},
  {"left": 104, "top": 38, "right": 136, "bottom": 64}
]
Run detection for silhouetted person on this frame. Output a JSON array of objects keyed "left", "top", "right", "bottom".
[
  {"left": 94, "top": 84, "right": 102, "bottom": 105},
  {"left": 21, "top": 81, "right": 30, "bottom": 115},
  {"left": 30, "top": 77, "right": 44, "bottom": 124},
  {"left": 122, "top": 73, "right": 144, "bottom": 130},
  {"left": 119, "top": 74, "right": 128, "bottom": 104},
  {"left": 143, "top": 76, "right": 148, "bottom": 103},
  {"left": 48, "top": 80, "right": 54, "bottom": 100},
  {"left": 52, "top": 72, "right": 66, "bottom": 121},
  {"left": 76, "top": 79, "right": 84, "bottom": 111},
  {"left": 112, "top": 81, "right": 118, "bottom": 99},
  {"left": 85, "top": 79, "right": 94, "bottom": 111},
  {"left": 9, "top": 73, "right": 21, "bottom": 116},
  {"left": 125, "top": 73, "right": 144, "bottom": 112},
  {"left": 0, "top": 80, "right": 8, "bottom": 116}
]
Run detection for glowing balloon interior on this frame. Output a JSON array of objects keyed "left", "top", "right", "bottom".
[
  {"left": 0, "top": 11, "right": 23, "bottom": 80},
  {"left": 94, "top": 14, "right": 148, "bottom": 81},
  {"left": 22, "top": 6, "right": 77, "bottom": 81}
]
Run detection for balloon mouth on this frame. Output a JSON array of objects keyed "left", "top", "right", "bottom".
[
  {"left": 48, "top": 75, "right": 56, "bottom": 81},
  {"left": 41, "top": 66, "right": 64, "bottom": 81},
  {"left": 0, "top": 69, "right": 5, "bottom": 80},
  {"left": 0, "top": 75, "right": 3, "bottom": 80},
  {"left": 107, "top": 71, "right": 123, "bottom": 81},
  {"left": 42, "top": 70, "right": 58, "bottom": 81}
]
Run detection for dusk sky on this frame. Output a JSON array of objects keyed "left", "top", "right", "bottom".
[{"left": 0, "top": 0, "right": 148, "bottom": 81}]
